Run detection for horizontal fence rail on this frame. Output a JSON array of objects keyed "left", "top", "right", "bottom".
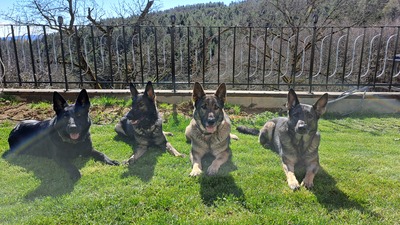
[{"left": 0, "top": 23, "right": 399, "bottom": 92}]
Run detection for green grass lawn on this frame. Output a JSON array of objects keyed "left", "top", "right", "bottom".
[{"left": 0, "top": 104, "right": 399, "bottom": 224}]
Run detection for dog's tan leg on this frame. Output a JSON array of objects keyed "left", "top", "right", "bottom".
[
  {"left": 163, "top": 131, "right": 173, "bottom": 136},
  {"left": 189, "top": 150, "right": 205, "bottom": 176},
  {"left": 282, "top": 161, "right": 300, "bottom": 190},
  {"left": 301, "top": 161, "right": 319, "bottom": 189},
  {"left": 230, "top": 133, "right": 239, "bottom": 140},
  {"left": 207, "top": 149, "right": 230, "bottom": 176},
  {"left": 166, "top": 142, "right": 185, "bottom": 157}
]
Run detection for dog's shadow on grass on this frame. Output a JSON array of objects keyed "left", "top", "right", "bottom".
[
  {"left": 308, "top": 167, "right": 381, "bottom": 219},
  {"left": 2, "top": 151, "right": 82, "bottom": 201},
  {"left": 115, "top": 135, "right": 162, "bottom": 182},
  {"left": 121, "top": 149, "right": 163, "bottom": 182},
  {"left": 198, "top": 154, "right": 246, "bottom": 207}
]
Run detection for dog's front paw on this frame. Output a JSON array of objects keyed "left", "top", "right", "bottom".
[
  {"left": 163, "top": 131, "right": 173, "bottom": 136},
  {"left": 230, "top": 133, "right": 239, "bottom": 140},
  {"left": 109, "top": 159, "right": 120, "bottom": 166},
  {"left": 123, "top": 156, "right": 135, "bottom": 165},
  {"left": 177, "top": 153, "right": 186, "bottom": 158},
  {"left": 189, "top": 168, "right": 203, "bottom": 177},
  {"left": 68, "top": 168, "right": 81, "bottom": 180},
  {"left": 301, "top": 180, "right": 314, "bottom": 190},
  {"left": 206, "top": 165, "right": 220, "bottom": 176},
  {"left": 288, "top": 180, "right": 301, "bottom": 191}
]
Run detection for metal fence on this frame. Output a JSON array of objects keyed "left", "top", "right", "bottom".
[{"left": 0, "top": 22, "right": 399, "bottom": 92}]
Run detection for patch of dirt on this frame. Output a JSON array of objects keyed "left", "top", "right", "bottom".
[
  {"left": 0, "top": 100, "right": 268, "bottom": 125},
  {"left": 0, "top": 102, "right": 54, "bottom": 122}
]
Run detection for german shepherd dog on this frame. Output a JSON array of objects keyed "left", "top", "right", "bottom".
[
  {"left": 5, "top": 90, "right": 119, "bottom": 179},
  {"left": 185, "top": 82, "right": 237, "bottom": 176},
  {"left": 237, "top": 89, "right": 328, "bottom": 190},
  {"left": 115, "top": 81, "right": 184, "bottom": 164}
]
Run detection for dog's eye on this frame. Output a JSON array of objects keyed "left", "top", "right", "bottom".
[
  {"left": 214, "top": 105, "right": 219, "bottom": 110},
  {"left": 139, "top": 103, "right": 146, "bottom": 110},
  {"left": 201, "top": 104, "right": 207, "bottom": 110}
]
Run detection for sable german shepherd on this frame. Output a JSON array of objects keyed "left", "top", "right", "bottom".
[
  {"left": 115, "top": 81, "right": 184, "bottom": 164},
  {"left": 185, "top": 82, "right": 237, "bottom": 176},
  {"left": 5, "top": 90, "right": 119, "bottom": 179},
  {"left": 237, "top": 89, "right": 328, "bottom": 190}
]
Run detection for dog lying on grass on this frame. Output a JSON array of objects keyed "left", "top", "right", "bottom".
[
  {"left": 237, "top": 89, "right": 328, "bottom": 190},
  {"left": 5, "top": 90, "right": 119, "bottom": 179},
  {"left": 185, "top": 82, "right": 238, "bottom": 176},
  {"left": 115, "top": 81, "right": 184, "bottom": 164}
]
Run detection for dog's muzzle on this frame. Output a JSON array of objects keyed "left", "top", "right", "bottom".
[
  {"left": 67, "top": 119, "right": 81, "bottom": 140},
  {"left": 205, "top": 114, "right": 217, "bottom": 133},
  {"left": 296, "top": 121, "right": 309, "bottom": 134}
]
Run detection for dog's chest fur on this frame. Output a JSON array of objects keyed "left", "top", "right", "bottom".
[
  {"left": 188, "top": 114, "right": 231, "bottom": 152},
  {"left": 276, "top": 118, "right": 319, "bottom": 156}
]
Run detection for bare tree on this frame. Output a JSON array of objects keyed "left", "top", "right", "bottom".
[{"left": 1, "top": 0, "right": 156, "bottom": 88}]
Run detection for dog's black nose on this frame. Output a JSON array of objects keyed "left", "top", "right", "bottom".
[
  {"left": 207, "top": 118, "right": 216, "bottom": 125},
  {"left": 298, "top": 123, "right": 308, "bottom": 131},
  {"left": 68, "top": 118, "right": 79, "bottom": 133}
]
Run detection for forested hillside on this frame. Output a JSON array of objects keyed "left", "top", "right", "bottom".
[{"left": 105, "top": 0, "right": 399, "bottom": 28}]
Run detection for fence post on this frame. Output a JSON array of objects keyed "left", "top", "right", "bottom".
[
  {"left": 122, "top": 26, "right": 129, "bottom": 84},
  {"left": 43, "top": 25, "right": 52, "bottom": 86},
  {"left": 291, "top": 27, "right": 300, "bottom": 90},
  {"left": 107, "top": 26, "right": 114, "bottom": 88},
  {"left": 11, "top": 25, "right": 22, "bottom": 86},
  {"left": 187, "top": 26, "right": 191, "bottom": 87},
  {"left": 232, "top": 26, "right": 236, "bottom": 88},
  {"left": 154, "top": 27, "right": 160, "bottom": 85},
  {"left": 325, "top": 27, "right": 334, "bottom": 89},
  {"left": 58, "top": 16, "right": 68, "bottom": 91},
  {"left": 27, "top": 26, "right": 37, "bottom": 87},
  {"left": 217, "top": 26, "right": 221, "bottom": 85},
  {"left": 202, "top": 26, "right": 206, "bottom": 88},
  {"left": 308, "top": 14, "right": 318, "bottom": 93},
  {"left": 373, "top": 27, "right": 384, "bottom": 90},
  {"left": 170, "top": 15, "right": 176, "bottom": 92},
  {"left": 90, "top": 26, "right": 99, "bottom": 89},
  {"left": 277, "top": 27, "right": 283, "bottom": 90},
  {"left": 341, "top": 27, "right": 350, "bottom": 87},
  {"left": 0, "top": 36, "right": 6, "bottom": 87},
  {"left": 357, "top": 27, "right": 367, "bottom": 89},
  {"left": 74, "top": 26, "right": 83, "bottom": 87},
  {"left": 247, "top": 23, "right": 252, "bottom": 89},
  {"left": 262, "top": 26, "right": 268, "bottom": 88},
  {"left": 138, "top": 25, "right": 144, "bottom": 86},
  {"left": 388, "top": 26, "right": 400, "bottom": 91}
]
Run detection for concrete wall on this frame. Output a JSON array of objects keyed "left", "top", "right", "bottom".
[{"left": 1, "top": 89, "right": 399, "bottom": 114}]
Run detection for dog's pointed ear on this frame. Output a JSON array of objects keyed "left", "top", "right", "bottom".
[
  {"left": 313, "top": 93, "right": 328, "bottom": 116},
  {"left": 53, "top": 91, "right": 68, "bottom": 115},
  {"left": 192, "top": 82, "right": 206, "bottom": 105},
  {"left": 215, "top": 83, "right": 227, "bottom": 104},
  {"left": 144, "top": 81, "right": 155, "bottom": 101},
  {"left": 129, "top": 83, "right": 139, "bottom": 100},
  {"left": 75, "top": 89, "right": 90, "bottom": 110},
  {"left": 287, "top": 89, "right": 300, "bottom": 109}
]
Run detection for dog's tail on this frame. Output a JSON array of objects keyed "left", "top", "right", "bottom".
[{"left": 236, "top": 126, "right": 259, "bottom": 136}]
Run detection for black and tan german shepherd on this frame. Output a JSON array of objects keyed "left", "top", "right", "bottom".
[
  {"left": 4, "top": 90, "right": 119, "bottom": 179},
  {"left": 185, "top": 82, "right": 238, "bottom": 176},
  {"left": 237, "top": 89, "right": 328, "bottom": 190},
  {"left": 115, "top": 81, "right": 184, "bottom": 164}
]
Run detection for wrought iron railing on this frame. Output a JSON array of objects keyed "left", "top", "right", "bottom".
[{"left": 0, "top": 23, "right": 399, "bottom": 92}]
